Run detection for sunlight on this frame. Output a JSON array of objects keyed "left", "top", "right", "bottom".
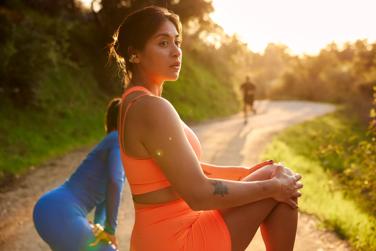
[
  {"left": 78, "top": 0, "right": 376, "bottom": 55},
  {"left": 210, "top": 0, "right": 376, "bottom": 55},
  {"left": 80, "top": 0, "right": 92, "bottom": 7},
  {"left": 78, "top": 0, "right": 102, "bottom": 12}
]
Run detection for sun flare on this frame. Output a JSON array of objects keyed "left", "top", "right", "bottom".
[{"left": 210, "top": 0, "right": 376, "bottom": 55}]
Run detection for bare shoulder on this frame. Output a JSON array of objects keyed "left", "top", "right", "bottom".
[{"left": 129, "top": 95, "right": 181, "bottom": 127}]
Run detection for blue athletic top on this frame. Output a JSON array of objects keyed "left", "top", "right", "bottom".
[{"left": 64, "top": 131, "right": 125, "bottom": 234}]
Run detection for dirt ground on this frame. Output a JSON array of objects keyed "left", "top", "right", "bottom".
[{"left": 0, "top": 100, "right": 353, "bottom": 251}]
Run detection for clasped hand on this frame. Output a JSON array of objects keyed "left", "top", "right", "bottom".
[
  {"left": 271, "top": 163, "right": 303, "bottom": 209},
  {"left": 89, "top": 223, "right": 119, "bottom": 250}
]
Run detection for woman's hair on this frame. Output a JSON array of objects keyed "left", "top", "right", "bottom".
[
  {"left": 105, "top": 97, "right": 121, "bottom": 134},
  {"left": 108, "top": 5, "right": 182, "bottom": 86}
]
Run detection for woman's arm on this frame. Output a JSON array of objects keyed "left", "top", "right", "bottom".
[
  {"left": 91, "top": 146, "right": 124, "bottom": 250},
  {"left": 136, "top": 97, "right": 301, "bottom": 210},
  {"left": 201, "top": 160, "right": 274, "bottom": 181},
  {"left": 104, "top": 147, "right": 125, "bottom": 235},
  {"left": 93, "top": 201, "right": 106, "bottom": 227}
]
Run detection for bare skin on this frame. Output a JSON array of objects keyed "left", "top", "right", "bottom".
[{"left": 120, "top": 19, "right": 303, "bottom": 251}]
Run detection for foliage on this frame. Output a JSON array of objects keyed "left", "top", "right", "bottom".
[
  {"left": 269, "top": 40, "right": 376, "bottom": 120},
  {"left": 21, "top": 0, "right": 78, "bottom": 16},
  {"left": 0, "top": 6, "right": 75, "bottom": 107},
  {"left": 88, "top": 0, "right": 213, "bottom": 44},
  {"left": 0, "top": 62, "right": 107, "bottom": 186},
  {"left": 184, "top": 21, "right": 259, "bottom": 101},
  {"left": 263, "top": 110, "right": 376, "bottom": 250},
  {"left": 317, "top": 88, "right": 376, "bottom": 214},
  {"left": 163, "top": 53, "right": 239, "bottom": 121}
]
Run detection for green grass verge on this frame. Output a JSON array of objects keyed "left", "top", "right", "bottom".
[
  {"left": 262, "top": 111, "right": 376, "bottom": 251},
  {"left": 0, "top": 63, "right": 107, "bottom": 182}
]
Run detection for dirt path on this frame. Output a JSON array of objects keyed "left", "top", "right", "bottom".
[{"left": 0, "top": 100, "right": 353, "bottom": 251}]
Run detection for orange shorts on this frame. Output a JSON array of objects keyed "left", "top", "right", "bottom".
[{"left": 130, "top": 199, "right": 231, "bottom": 251}]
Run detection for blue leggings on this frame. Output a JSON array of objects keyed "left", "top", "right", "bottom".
[{"left": 33, "top": 186, "right": 115, "bottom": 251}]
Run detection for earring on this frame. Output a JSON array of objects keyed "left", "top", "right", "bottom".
[{"left": 129, "top": 54, "right": 139, "bottom": 63}]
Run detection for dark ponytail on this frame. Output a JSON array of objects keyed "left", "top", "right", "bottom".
[{"left": 105, "top": 98, "right": 121, "bottom": 134}]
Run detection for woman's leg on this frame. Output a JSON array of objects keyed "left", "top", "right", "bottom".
[
  {"left": 260, "top": 200, "right": 298, "bottom": 251},
  {"left": 219, "top": 165, "right": 298, "bottom": 251},
  {"left": 33, "top": 187, "right": 116, "bottom": 251}
]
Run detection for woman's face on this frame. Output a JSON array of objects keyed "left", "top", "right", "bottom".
[{"left": 136, "top": 20, "right": 182, "bottom": 83}]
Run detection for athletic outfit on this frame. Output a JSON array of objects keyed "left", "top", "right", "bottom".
[
  {"left": 118, "top": 86, "right": 232, "bottom": 251},
  {"left": 33, "top": 131, "right": 124, "bottom": 251}
]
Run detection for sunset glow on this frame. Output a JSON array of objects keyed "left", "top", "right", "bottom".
[
  {"left": 210, "top": 0, "right": 376, "bottom": 55},
  {"left": 80, "top": 0, "right": 376, "bottom": 55}
]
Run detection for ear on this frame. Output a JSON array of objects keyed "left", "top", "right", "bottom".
[
  {"left": 133, "top": 56, "right": 140, "bottom": 64},
  {"left": 128, "top": 47, "right": 141, "bottom": 64},
  {"left": 129, "top": 54, "right": 140, "bottom": 64}
]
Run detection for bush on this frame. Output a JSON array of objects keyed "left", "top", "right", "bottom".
[
  {"left": 317, "top": 92, "right": 376, "bottom": 214},
  {"left": 0, "top": 7, "right": 74, "bottom": 107}
]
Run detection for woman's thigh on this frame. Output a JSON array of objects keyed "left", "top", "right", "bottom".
[
  {"left": 219, "top": 199, "right": 277, "bottom": 251},
  {"left": 219, "top": 165, "right": 279, "bottom": 251},
  {"left": 33, "top": 187, "right": 115, "bottom": 251}
]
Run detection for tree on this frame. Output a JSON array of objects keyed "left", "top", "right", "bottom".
[
  {"left": 92, "top": 0, "right": 213, "bottom": 38},
  {"left": 22, "top": 0, "right": 78, "bottom": 16}
]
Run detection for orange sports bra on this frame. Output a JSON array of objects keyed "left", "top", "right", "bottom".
[{"left": 118, "top": 86, "right": 202, "bottom": 195}]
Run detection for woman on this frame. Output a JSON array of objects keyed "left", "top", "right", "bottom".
[
  {"left": 33, "top": 98, "right": 124, "bottom": 251},
  {"left": 113, "top": 6, "right": 303, "bottom": 251}
]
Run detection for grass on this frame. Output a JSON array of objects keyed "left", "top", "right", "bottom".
[
  {"left": 262, "top": 110, "right": 376, "bottom": 251},
  {"left": 0, "top": 63, "right": 107, "bottom": 182}
]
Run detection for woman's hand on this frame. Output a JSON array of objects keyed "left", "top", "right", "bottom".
[
  {"left": 271, "top": 165, "right": 303, "bottom": 208},
  {"left": 104, "top": 233, "right": 118, "bottom": 250},
  {"left": 89, "top": 223, "right": 119, "bottom": 250}
]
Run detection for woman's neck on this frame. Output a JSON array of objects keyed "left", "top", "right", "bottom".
[{"left": 129, "top": 75, "right": 163, "bottom": 96}]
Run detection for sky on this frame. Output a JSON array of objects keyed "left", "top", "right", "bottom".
[
  {"left": 79, "top": 0, "right": 376, "bottom": 55},
  {"left": 210, "top": 0, "right": 376, "bottom": 55}
]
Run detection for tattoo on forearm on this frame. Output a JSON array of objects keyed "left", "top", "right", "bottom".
[{"left": 211, "top": 181, "right": 229, "bottom": 197}]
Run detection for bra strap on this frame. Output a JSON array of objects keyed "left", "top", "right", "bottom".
[{"left": 118, "top": 86, "right": 152, "bottom": 152}]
